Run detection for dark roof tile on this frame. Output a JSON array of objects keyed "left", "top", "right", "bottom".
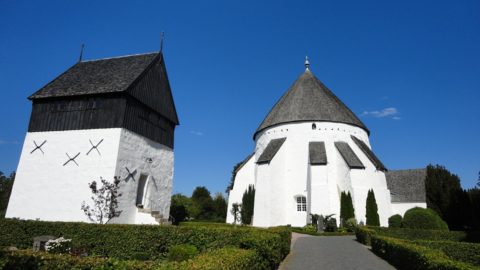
[
  {"left": 335, "top": 141, "right": 365, "bottom": 169},
  {"left": 351, "top": 136, "right": 387, "bottom": 171},
  {"left": 257, "top": 138, "right": 286, "bottom": 164},
  {"left": 386, "top": 169, "right": 426, "bottom": 203},
  {"left": 309, "top": 142, "right": 327, "bottom": 165}
]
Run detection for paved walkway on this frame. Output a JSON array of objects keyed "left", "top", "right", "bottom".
[{"left": 279, "top": 233, "right": 395, "bottom": 270}]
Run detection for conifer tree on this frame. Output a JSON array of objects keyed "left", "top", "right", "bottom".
[
  {"left": 240, "top": 185, "right": 255, "bottom": 225},
  {"left": 340, "top": 191, "right": 348, "bottom": 222},
  {"left": 366, "top": 189, "right": 380, "bottom": 226},
  {"left": 346, "top": 192, "right": 355, "bottom": 219}
]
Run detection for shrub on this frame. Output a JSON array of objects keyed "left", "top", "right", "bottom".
[
  {"left": 241, "top": 185, "right": 255, "bottom": 225},
  {"left": 167, "top": 244, "right": 198, "bottom": 262},
  {"left": 366, "top": 189, "right": 380, "bottom": 226},
  {"left": 302, "top": 224, "right": 317, "bottom": 234},
  {"left": 159, "top": 247, "right": 263, "bottom": 270},
  {"left": 370, "top": 235, "right": 476, "bottom": 270},
  {"left": 345, "top": 218, "right": 357, "bottom": 232},
  {"left": 325, "top": 218, "right": 338, "bottom": 232},
  {"left": 355, "top": 226, "right": 376, "bottom": 246},
  {"left": 412, "top": 240, "right": 480, "bottom": 267},
  {"left": 402, "top": 207, "right": 449, "bottom": 230},
  {"left": 0, "top": 218, "right": 290, "bottom": 268},
  {"left": 389, "top": 214, "right": 403, "bottom": 228}
]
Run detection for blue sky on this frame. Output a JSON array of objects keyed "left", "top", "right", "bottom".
[{"left": 1, "top": 0, "right": 479, "bottom": 196}]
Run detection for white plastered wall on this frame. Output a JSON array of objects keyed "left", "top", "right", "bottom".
[
  {"left": 6, "top": 128, "right": 174, "bottom": 225},
  {"left": 225, "top": 155, "right": 255, "bottom": 224}
]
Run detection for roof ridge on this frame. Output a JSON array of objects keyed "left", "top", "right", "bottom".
[{"left": 81, "top": 51, "right": 159, "bottom": 63}]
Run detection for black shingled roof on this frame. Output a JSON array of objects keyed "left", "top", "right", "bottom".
[
  {"left": 29, "top": 52, "right": 159, "bottom": 99},
  {"left": 351, "top": 136, "right": 387, "bottom": 171},
  {"left": 309, "top": 142, "right": 327, "bottom": 165},
  {"left": 255, "top": 70, "right": 369, "bottom": 139},
  {"left": 257, "top": 138, "right": 286, "bottom": 164},
  {"left": 335, "top": 141, "right": 365, "bottom": 169},
  {"left": 386, "top": 169, "right": 427, "bottom": 203}
]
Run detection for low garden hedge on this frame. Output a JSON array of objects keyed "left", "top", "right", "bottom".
[
  {"left": 412, "top": 240, "right": 480, "bottom": 267},
  {"left": 370, "top": 235, "right": 478, "bottom": 270},
  {"left": 356, "top": 226, "right": 480, "bottom": 244},
  {"left": 0, "top": 247, "right": 262, "bottom": 270},
  {"left": 0, "top": 219, "right": 290, "bottom": 269}
]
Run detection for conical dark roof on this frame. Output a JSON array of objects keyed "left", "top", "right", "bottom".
[{"left": 255, "top": 69, "right": 369, "bottom": 138}]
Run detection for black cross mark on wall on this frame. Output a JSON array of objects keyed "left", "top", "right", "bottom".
[
  {"left": 30, "top": 140, "right": 47, "bottom": 154},
  {"left": 86, "top": 139, "right": 104, "bottom": 156},
  {"left": 63, "top": 152, "right": 81, "bottom": 166},
  {"left": 125, "top": 167, "right": 137, "bottom": 182}
]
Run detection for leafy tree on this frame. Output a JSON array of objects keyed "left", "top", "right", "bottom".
[
  {"left": 0, "top": 171, "right": 15, "bottom": 218},
  {"left": 402, "top": 207, "right": 448, "bottom": 230},
  {"left": 81, "top": 177, "right": 122, "bottom": 224},
  {"left": 212, "top": 192, "right": 228, "bottom": 221},
  {"left": 240, "top": 185, "right": 255, "bottom": 225},
  {"left": 365, "top": 189, "right": 380, "bottom": 226},
  {"left": 191, "top": 186, "right": 214, "bottom": 220},
  {"left": 231, "top": 203, "right": 241, "bottom": 225},
  {"left": 170, "top": 194, "right": 191, "bottom": 225}
]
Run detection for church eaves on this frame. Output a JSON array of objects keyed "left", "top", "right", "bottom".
[{"left": 255, "top": 66, "right": 368, "bottom": 139}]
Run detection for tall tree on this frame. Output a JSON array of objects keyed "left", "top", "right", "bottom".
[
  {"left": 366, "top": 189, "right": 380, "bottom": 226},
  {"left": 340, "top": 191, "right": 355, "bottom": 224},
  {"left": 212, "top": 192, "right": 228, "bottom": 221},
  {"left": 425, "top": 164, "right": 464, "bottom": 229},
  {"left": 240, "top": 185, "right": 255, "bottom": 225},
  {"left": 346, "top": 192, "right": 355, "bottom": 220},
  {"left": 0, "top": 172, "right": 15, "bottom": 218},
  {"left": 231, "top": 203, "right": 241, "bottom": 225},
  {"left": 191, "top": 186, "right": 214, "bottom": 220}
]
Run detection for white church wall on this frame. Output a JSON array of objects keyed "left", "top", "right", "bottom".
[
  {"left": 225, "top": 155, "right": 255, "bottom": 224},
  {"left": 6, "top": 129, "right": 122, "bottom": 222},
  {"left": 309, "top": 165, "right": 331, "bottom": 220},
  {"left": 113, "top": 129, "right": 174, "bottom": 225},
  {"left": 391, "top": 202, "right": 427, "bottom": 217}
]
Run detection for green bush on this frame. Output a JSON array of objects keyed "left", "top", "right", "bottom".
[
  {"left": 159, "top": 247, "right": 263, "bottom": 270},
  {"left": 0, "top": 218, "right": 290, "bottom": 268},
  {"left": 167, "top": 244, "right": 198, "bottom": 262},
  {"left": 412, "top": 240, "right": 480, "bottom": 267},
  {"left": 370, "top": 235, "right": 477, "bottom": 270},
  {"left": 370, "top": 227, "right": 467, "bottom": 242},
  {"left": 402, "top": 207, "right": 449, "bottom": 230},
  {"left": 302, "top": 224, "right": 317, "bottom": 234},
  {"left": 355, "top": 226, "right": 377, "bottom": 246},
  {"left": 388, "top": 214, "right": 402, "bottom": 228},
  {"left": 0, "top": 249, "right": 154, "bottom": 270},
  {"left": 325, "top": 218, "right": 338, "bottom": 232},
  {"left": 345, "top": 218, "right": 357, "bottom": 232}
]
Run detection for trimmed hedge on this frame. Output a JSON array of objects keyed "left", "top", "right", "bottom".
[
  {"left": 388, "top": 214, "right": 402, "bottom": 228},
  {"left": 0, "top": 249, "right": 154, "bottom": 270},
  {"left": 356, "top": 226, "right": 480, "bottom": 243},
  {"left": 355, "top": 227, "right": 376, "bottom": 246},
  {"left": 0, "top": 219, "right": 290, "bottom": 268},
  {"left": 0, "top": 247, "right": 263, "bottom": 270},
  {"left": 370, "top": 235, "right": 478, "bottom": 270},
  {"left": 412, "top": 240, "right": 480, "bottom": 267}
]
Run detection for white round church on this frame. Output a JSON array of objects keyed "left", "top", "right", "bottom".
[{"left": 226, "top": 59, "right": 427, "bottom": 227}]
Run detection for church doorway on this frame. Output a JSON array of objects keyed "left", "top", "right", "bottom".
[{"left": 136, "top": 174, "right": 148, "bottom": 207}]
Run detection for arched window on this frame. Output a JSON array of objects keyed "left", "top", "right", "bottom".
[
  {"left": 312, "top": 123, "right": 316, "bottom": 130},
  {"left": 296, "top": 196, "right": 307, "bottom": 212}
]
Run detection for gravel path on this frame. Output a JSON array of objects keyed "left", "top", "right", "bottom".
[{"left": 279, "top": 233, "right": 395, "bottom": 270}]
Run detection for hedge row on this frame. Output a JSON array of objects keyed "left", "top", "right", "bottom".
[
  {"left": 412, "top": 240, "right": 480, "bottom": 267},
  {"left": 0, "top": 247, "right": 262, "bottom": 270},
  {"left": 0, "top": 219, "right": 290, "bottom": 268},
  {"left": 356, "top": 226, "right": 480, "bottom": 244},
  {"left": 370, "top": 235, "right": 478, "bottom": 270}
]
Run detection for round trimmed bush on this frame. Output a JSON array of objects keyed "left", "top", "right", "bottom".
[
  {"left": 388, "top": 214, "right": 402, "bottom": 228},
  {"left": 402, "top": 207, "right": 448, "bottom": 230}
]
